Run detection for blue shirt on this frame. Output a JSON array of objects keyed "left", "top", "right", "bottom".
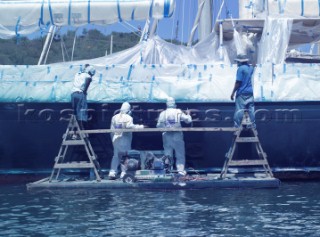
[{"left": 236, "top": 64, "right": 254, "bottom": 97}]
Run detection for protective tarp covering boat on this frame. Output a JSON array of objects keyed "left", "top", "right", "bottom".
[
  {"left": 239, "top": 0, "right": 320, "bottom": 18},
  {"left": 1, "top": 59, "right": 320, "bottom": 102},
  {"left": 1, "top": 24, "right": 320, "bottom": 102},
  {"left": 0, "top": 0, "right": 174, "bottom": 39},
  {"left": 0, "top": 0, "right": 320, "bottom": 103}
]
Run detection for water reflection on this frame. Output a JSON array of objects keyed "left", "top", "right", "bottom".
[{"left": 0, "top": 183, "right": 320, "bottom": 236}]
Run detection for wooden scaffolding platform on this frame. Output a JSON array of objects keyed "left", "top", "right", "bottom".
[
  {"left": 49, "top": 115, "right": 102, "bottom": 182},
  {"left": 220, "top": 110, "right": 273, "bottom": 179},
  {"left": 28, "top": 112, "right": 279, "bottom": 190}
]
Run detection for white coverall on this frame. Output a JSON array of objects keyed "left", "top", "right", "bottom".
[
  {"left": 109, "top": 103, "right": 143, "bottom": 177},
  {"left": 156, "top": 105, "right": 192, "bottom": 174}
]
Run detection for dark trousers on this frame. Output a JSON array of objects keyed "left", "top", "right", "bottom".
[{"left": 71, "top": 92, "right": 88, "bottom": 129}]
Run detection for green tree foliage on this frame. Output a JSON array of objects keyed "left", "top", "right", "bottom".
[
  {"left": 0, "top": 29, "right": 141, "bottom": 65},
  {"left": 0, "top": 29, "right": 184, "bottom": 65}
]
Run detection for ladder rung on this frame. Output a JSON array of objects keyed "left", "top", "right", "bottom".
[
  {"left": 54, "top": 162, "right": 94, "bottom": 169},
  {"left": 236, "top": 137, "right": 259, "bottom": 143},
  {"left": 228, "top": 159, "right": 268, "bottom": 166},
  {"left": 55, "top": 156, "right": 64, "bottom": 162},
  {"left": 63, "top": 140, "right": 86, "bottom": 145},
  {"left": 258, "top": 152, "right": 267, "bottom": 158}
]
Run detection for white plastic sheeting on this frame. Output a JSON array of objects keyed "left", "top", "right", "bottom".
[
  {"left": 0, "top": 15, "right": 317, "bottom": 103},
  {"left": 0, "top": 62, "right": 319, "bottom": 103},
  {"left": 271, "top": 63, "right": 320, "bottom": 101},
  {"left": 239, "top": 0, "right": 320, "bottom": 19},
  {"left": 58, "top": 35, "right": 231, "bottom": 65},
  {"left": 0, "top": 63, "right": 236, "bottom": 102},
  {"left": 257, "top": 17, "right": 292, "bottom": 64},
  {"left": 0, "top": 0, "right": 175, "bottom": 39},
  {"left": 0, "top": 1, "right": 318, "bottom": 103},
  {"left": 254, "top": 63, "right": 320, "bottom": 101}
]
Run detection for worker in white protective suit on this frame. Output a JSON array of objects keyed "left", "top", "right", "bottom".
[
  {"left": 108, "top": 102, "right": 144, "bottom": 180},
  {"left": 156, "top": 97, "right": 192, "bottom": 176}
]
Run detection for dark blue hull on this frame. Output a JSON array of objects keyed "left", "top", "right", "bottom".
[{"left": 1, "top": 101, "right": 320, "bottom": 172}]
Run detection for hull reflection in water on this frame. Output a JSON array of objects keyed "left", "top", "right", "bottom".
[{"left": 1, "top": 182, "right": 320, "bottom": 236}]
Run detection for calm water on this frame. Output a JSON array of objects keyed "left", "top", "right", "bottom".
[{"left": 0, "top": 182, "right": 320, "bottom": 237}]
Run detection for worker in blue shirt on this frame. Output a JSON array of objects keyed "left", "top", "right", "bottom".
[{"left": 230, "top": 54, "right": 256, "bottom": 128}]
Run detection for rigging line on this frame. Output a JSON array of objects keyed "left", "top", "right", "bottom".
[
  {"left": 44, "top": 26, "right": 56, "bottom": 64},
  {"left": 122, "top": 21, "right": 140, "bottom": 33},
  {"left": 61, "top": 35, "right": 70, "bottom": 62},
  {"left": 188, "top": 0, "right": 205, "bottom": 47},
  {"left": 62, "top": 41, "right": 70, "bottom": 61},
  {"left": 119, "top": 22, "right": 141, "bottom": 37},
  {"left": 224, "top": 0, "right": 235, "bottom": 28},
  {"left": 175, "top": 0, "right": 181, "bottom": 41},
  {"left": 63, "top": 40, "right": 70, "bottom": 61},
  {"left": 210, "top": 0, "right": 214, "bottom": 32},
  {"left": 60, "top": 38, "right": 65, "bottom": 62},
  {"left": 214, "top": 0, "right": 225, "bottom": 25},
  {"left": 224, "top": 0, "right": 231, "bottom": 16},
  {"left": 68, "top": 0, "right": 71, "bottom": 25},
  {"left": 71, "top": 28, "right": 78, "bottom": 62},
  {"left": 188, "top": 0, "right": 191, "bottom": 40},
  {"left": 40, "top": 0, "right": 44, "bottom": 25},
  {"left": 181, "top": 0, "right": 185, "bottom": 45},
  {"left": 139, "top": 19, "right": 150, "bottom": 42},
  {"left": 88, "top": 0, "right": 91, "bottom": 23}
]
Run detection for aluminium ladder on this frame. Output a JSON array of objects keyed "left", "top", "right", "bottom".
[
  {"left": 49, "top": 115, "right": 101, "bottom": 182},
  {"left": 220, "top": 110, "right": 274, "bottom": 179}
]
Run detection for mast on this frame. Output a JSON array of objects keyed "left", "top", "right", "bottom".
[
  {"left": 198, "top": 0, "right": 212, "bottom": 41},
  {"left": 187, "top": 0, "right": 205, "bottom": 47}
]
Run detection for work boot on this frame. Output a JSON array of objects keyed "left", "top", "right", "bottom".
[
  {"left": 120, "top": 172, "right": 126, "bottom": 179},
  {"left": 108, "top": 171, "right": 117, "bottom": 180},
  {"left": 178, "top": 170, "right": 187, "bottom": 176}
]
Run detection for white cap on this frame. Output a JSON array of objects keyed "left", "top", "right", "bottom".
[
  {"left": 120, "top": 102, "right": 131, "bottom": 114},
  {"left": 85, "top": 65, "right": 96, "bottom": 76},
  {"left": 166, "top": 97, "right": 176, "bottom": 108},
  {"left": 234, "top": 54, "right": 249, "bottom": 62}
]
